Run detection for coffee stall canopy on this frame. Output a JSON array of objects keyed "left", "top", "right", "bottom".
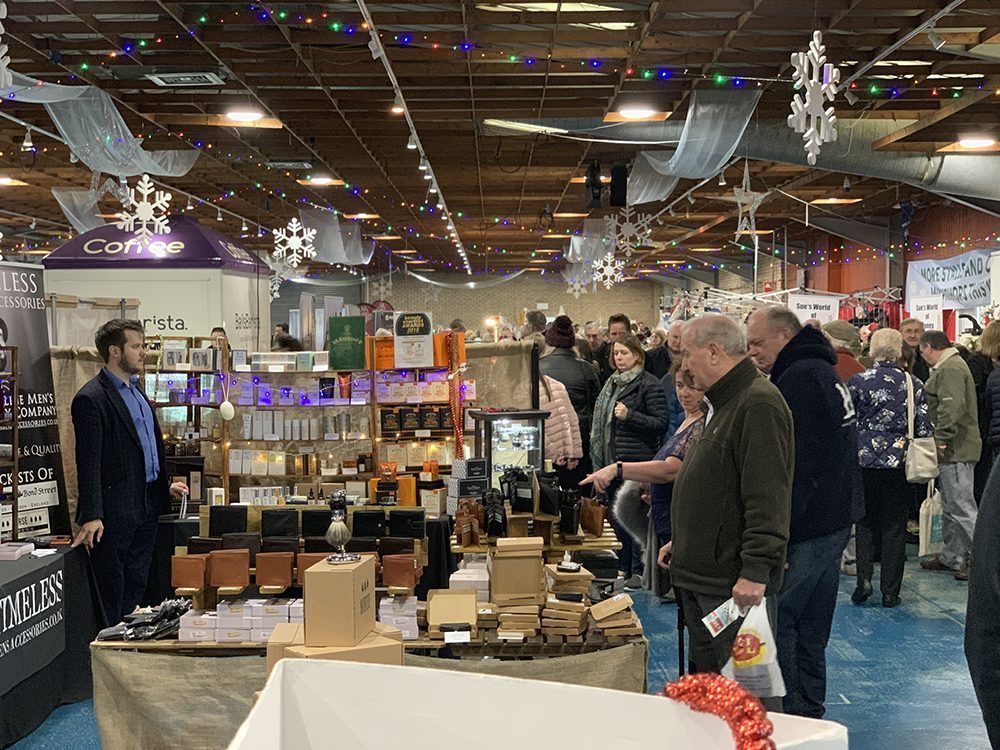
[
  {"left": 42, "top": 216, "right": 271, "bottom": 351},
  {"left": 42, "top": 215, "right": 271, "bottom": 273}
]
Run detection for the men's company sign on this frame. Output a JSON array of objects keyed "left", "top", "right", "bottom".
[
  {"left": 0, "top": 556, "right": 65, "bottom": 693},
  {"left": 905, "top": 248, "right": 991, "bottom": 309}
]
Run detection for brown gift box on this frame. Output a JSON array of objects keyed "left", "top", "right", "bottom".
[
  {"left": 382, "top": 554, "right": 422, "bottom": 589},
  {"left": 284, "top": 632, "right": 403, "bottom": 666},
  {"left": 171, "top": 554, "right": 207, "bottom": 589},
  {"left": 267, "top": 622, "right": 304, "bottom": 677},
  {"left": 255, "top": 552, "right": 295, "bottom": 588},
  {"left": 296, "top": 552, "right": 330, "bottom": 586},
  {"left": 304, "top": 555, "right": 376, "bottom": 647},
  {"left": 208, "top": 549, "right": 250, "bottom": 587}
]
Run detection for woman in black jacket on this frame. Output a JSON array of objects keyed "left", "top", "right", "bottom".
[
  {"left": 981, "top": 322, "right": 1000, "bottom": 461},
  {"left": 590, "top": 334, "right": 670, "bottom": 584}
]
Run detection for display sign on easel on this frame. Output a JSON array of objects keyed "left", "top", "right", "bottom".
[
  {"left": 787, "top": 293, "right": 841, "bottom": 325},
  {"left": 910, "top": 295, "right": 943, "bottom": 331},
  {"left": 393, "top": 312, "right": 434, "bottom": 368}
]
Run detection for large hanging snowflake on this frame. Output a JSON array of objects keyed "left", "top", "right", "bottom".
[
  {"left": 606, "top": 207, "right": 653, "bottom": 257},
  {"left": 116, "top": 174, "right": 171, "bottom": 247},
  {"left": 370, "top": 275, "right": 392, "bottom": 301},
  {"left": 733, "top": 161, "right": 768, "bottom": 251},
  {"left": 272, "top": 217, "right": 316, "bottom": 268},
  {"left": 592, "top": 252, "right": 625, "bottom": 290},
  {"left": 788, "top": 30, "right": 840, "bottom": 166}
]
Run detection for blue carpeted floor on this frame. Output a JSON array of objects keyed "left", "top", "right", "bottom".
[{"left": 13, "top": 551, "right": 989, "bottom": 749}]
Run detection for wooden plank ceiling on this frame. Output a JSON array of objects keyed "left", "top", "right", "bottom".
[{"left": 1, "top": 0, "right": 998, "bottom": 275}]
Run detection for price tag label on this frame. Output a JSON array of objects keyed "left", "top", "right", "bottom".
[
  {"left": 267, "top": 365, "right": 285, "bottom": 373},
  {"left": 351, "top": 397, "right": 368, "bottom": 406},
  {"left": 406, "top": 395, "right": 424, "bottom": 404},
  {"left": 347, "top": 431, "right": 363, "bottom": 440},
  {"left": 415, "top": 429, "right": 432, "bottom": 438},
  {"left": 324, "top": 433, "right": 340, "bottom": 441},
  {"left": 332, "top": 398, "right": 350, "bottom": 407},
  {"left": 443, "top": 630, "right": 471, "bottom": 644}
]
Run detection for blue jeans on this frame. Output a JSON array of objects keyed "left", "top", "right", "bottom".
[{"left": 777, "top": 527, "right": 852, "bottom": 718}]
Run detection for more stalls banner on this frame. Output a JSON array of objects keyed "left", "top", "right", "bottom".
[
  {"left": 905, "top": 248, "right": 991, "bottom": 309},
  {"left": 0, "top": 263, "right": 70, "bottom": 539}
]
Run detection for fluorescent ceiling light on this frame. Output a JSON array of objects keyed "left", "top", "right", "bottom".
[
  {"left": 958, "top": 136, "right": 996, "bottom": 149},
  {"left": 407, "top": 259, "right": 429, "bottom": 264},
  {"left": 297, "top": 176, "right": 344, "bottom": 186},
  {"left": 809, "top": 197, "right": 863, "bottom": 205},
  {"left": 536, "top": 249, "right": 560, "bottom": 253},
  {"left": 569, "top": 176, "right": 610, "bottom": 184},
  {"left": 0, "top": 177, "right": 28, "bottom": 186},
  {"left": 225, "top": 109, "right": 265, "bottom": 123},
  {"left": 542, "top": 233, "right": 567, "bottom": 238},
  {"left": 618, "top": 107, "right": 656, "bottom": 119},
  {"left": 554, "top": 212, "right": 590, "bottom": 218},
  {"left": 372, "top": 234, "right": 401, "bottom": 240},
  {"left": 688, "top": 247, "right": 720, "bottom": 252},
  {"left": 735, "top": 229, "right": 774, "bottom": 235},
  {"left": 603, "top": 109, "right": 670, "bottom": 123},
  {"left": 396, "top": 248, "right": 417, "bottom": 254},
  {"left": 529, "top": 259, "right": 548, "bottom": 263},
  {"left": 343, "top": 213, "right": 380, "bottom": 220}
]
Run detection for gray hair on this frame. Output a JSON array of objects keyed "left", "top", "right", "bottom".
[
  {"left": 756, "top": 305, "right": 803, "bottom": 336},
  {"left": 869, "top": 328, "right": 902, "bottom": 361},
  {"left": 584, "top": 321, "right": 601, "bottom": 334},
  {"left": 825, "top": 333, "right": 852, "bottom": 350},
  {"left": 669, "top": 320, "right": 686, "bottom": 333},
  {"left": 685, "top": 314, "right": 747, "bottom": 357}
]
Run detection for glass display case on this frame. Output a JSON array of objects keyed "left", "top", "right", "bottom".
[{"left": 467, "top": 409, "right": 548, "bottom": 486}]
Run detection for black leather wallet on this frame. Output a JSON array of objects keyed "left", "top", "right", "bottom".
[
  {"left": 352, "top": 509, "right": 386, "bottom": 538},
  {"left": 262, "top": 536, "right": 299, "bottom": 555},
  {"left": 304, "top": 536, "right": 337, "bottom": 553},
  {"left": 209, "top": 505, "right": 248, "bottom": 537},
  {"left": 221, "top": 532, "right": 261, "bottom": 566},
  {"left": 261, "top": 508, "right": 299, "bottom": 538},
  {"left": 187, "top": 536, "right": 222, "bottom": 555},
  {"left": 345, "top": 536, "right": 379, "bottom": 554},
  {"left": 301, "top": 508, "right": 331, "bottom": 538},
  {"left": 379, "top": 536, "right": 415, "bottom": 556},
  {"left": 389, "top": 509, "right": 426, "bottom": 539}
]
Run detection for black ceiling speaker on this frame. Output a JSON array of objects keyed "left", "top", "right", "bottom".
[
  {"left": 609, "top": 163, "right": 627, "bottom": 207},
  {"left": 585, "top": 160, "right": 603, "bottom": 209}
]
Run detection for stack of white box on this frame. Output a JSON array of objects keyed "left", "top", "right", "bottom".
[
  {"left": 178, "top": 598, "right": 298, "bottom": 643},
  {"left": 450, "top": 559, "right": 490, "bottom": 602},
  {"left": 378, "top": 596, "right": 419, "bottom": 641}
]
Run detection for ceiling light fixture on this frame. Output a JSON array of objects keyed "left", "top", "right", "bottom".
[
  {"left": 343, "top": 213, "right": 380, "bottom": 220},
  {"left": 617, "top": 107, "right": 656, "bottom": 120},
  {"left": 225, "top": 108, "right": 265, "bottom": 123},
  {"left": 0, "top": 177, "right": 28, "bottom": 186},
  {"left": 216, "top": 208, "right": 223, "bottom": 222},
  {"left": 553, "top": 212, "right": 590, "bottom": 218},
  {"left": 418, "top": 160, "right": 428, "bottom": 171},
  {"left": 958, "top": 136, "right": 996, "bottom": 149},
  {"left": 20, "top": 128, "right": 33, "bottom": 153},
  {"left": 391, "top": 93, "right": 405, "bottom": 114},
  {"left": 297, "top": 176, "right": 343, "bottom": 186},
  {"left": 844, "top": 90, "right": 859, "bottom": 105},
  {"left": 686, "top": 193, "right": 695, "bottom": 205},
  {"left": 241, "top": 219, "right": 249, "bottom": 232},
  {"left": 186, "top": 196, "right": 194, "bottom": 211},
  {"left": 423, "top": 172, "right": 432, "bottom": 180},
  {"left": 717, "top": 172, "right": 726, "bottom": 187},
  {"left": 927, "top": 30, "right": 946, "bottom": 51},
  {"left": 810, "top": 197, "right": 863, "bottom": 205},
  {"left": 406, "top": 136, "right": 417, "bottom": 150}
]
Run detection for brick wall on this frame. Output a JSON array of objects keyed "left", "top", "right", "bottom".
[{"left": 378, "top": 272, "right": 662, "bottom": 331}]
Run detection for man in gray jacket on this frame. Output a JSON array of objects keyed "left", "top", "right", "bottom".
[{"left": 919, "top": 330, "right": 981, "bottom": 581}]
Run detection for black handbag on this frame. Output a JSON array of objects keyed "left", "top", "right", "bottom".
[
  {"left": 536, "top": 471, "right": 561, "bottom": 516},
  {"left": 500, "top": 468, "right": 534, "bottom": 513},
  {"left": 209, "top": 505, "right": 247, "bottom": 537}
]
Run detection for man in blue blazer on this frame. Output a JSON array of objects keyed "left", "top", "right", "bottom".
[{"left": 71, "top": 319, "right": 186, "bottom": 624}]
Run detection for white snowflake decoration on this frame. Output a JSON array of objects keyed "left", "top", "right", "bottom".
[
  {"left": 566, "top": 277, "right": 589, "bottom": 299},
  {"left": 115, "top": 174, "right": 171, "bottom": 247},
  {"left": 592, "top": 252, "right": 625, "bottom": 290},
  {"left": 272, "top": 217, "right": 316, "bottom": 268},
  {"left": 788, "top": 30, "right": 840, "bottom": 166},
  {"left": 370, "top": 275, "right": 393, "bottom": 301},
  {"left": 420, "top": 284, "right": 442, "bottom": 306},
  {"left": 606, "top": 207, "right": 653, "bottom": 257},
  {"left": 733, "top": 161, "right": 768, "bottom": 251}
]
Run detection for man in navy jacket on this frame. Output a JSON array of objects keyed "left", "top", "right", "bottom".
[
  {"left": 71, "top": 319, "right": 186, "bottom": 624},
  {"left": 747, "top": 306, "right": 859, "bottom": 718}
]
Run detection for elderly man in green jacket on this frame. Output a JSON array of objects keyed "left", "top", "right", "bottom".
[
  {"left": 658, "top": 314, "right": 793, "bottom": 707},
  {"left": 919, "top": 330, "right": 981, "bottom": 581}
]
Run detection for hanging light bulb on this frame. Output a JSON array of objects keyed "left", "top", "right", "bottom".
[
  {"left": 186, "top": 196, "right": 194, "bottom": 211},
  {"left": 391, "top": 93, "right": 405, "bottom": 114},
  {"left": 20, "top": 128, "right": 34, "bottom": 153},
  {"left": 418, "top": 159, "right": 428, "bottom": 171},
  {"left": 216, "top": 208, "right": 223, "bottom": 222},
  {"left": 406, "top": 136, "right": 417, "bottom": 150},
  {"left": 717, "top": 171, "right": 726, "bottom": 187},
  {"left": 241, "top": 219, "right": 249, "bottom": 233}
]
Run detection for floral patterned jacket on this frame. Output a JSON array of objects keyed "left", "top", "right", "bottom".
[{"left": 848, "top": 360, "right": 933, "bottom": 469}]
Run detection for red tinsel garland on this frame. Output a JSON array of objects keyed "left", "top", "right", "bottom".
[
  {"left": 445, "top": 331, "right": 464, "bottom": 448},
  {"left": 662, "top": 674, "right": 776, "bottom": 750}
]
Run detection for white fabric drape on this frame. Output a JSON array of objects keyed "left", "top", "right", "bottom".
[
  {"left": 406, "top": 269, "right": 527, "bottom": 289},
  {"left": 627, "top": 89, "right": 762, "bottom": 206},
  {"left": 51, "top": 187, "right": 105, "bottom": 233},
  {"left": 1, "top": 72, "right": 199, "bottom": 177},
  {"left": 300, "top": 208, "right": 376, "bottom": 267},
  {"left": 565, "top": 218, "right": 611, "bottom": 263}
]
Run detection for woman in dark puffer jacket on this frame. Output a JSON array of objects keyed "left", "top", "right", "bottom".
[
  {"left": 981, "top": 321, "right": 1000, "bottom": 461},
  {"left": 590, "top": 334, "right": 669, "bottom": 584}
]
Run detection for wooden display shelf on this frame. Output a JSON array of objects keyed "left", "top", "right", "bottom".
[
  {"left": 230, "top": 402, "right": 371, "bottom": 409},
  {"left": 451, "top": 521, "right": 621, "bottom": 557}
]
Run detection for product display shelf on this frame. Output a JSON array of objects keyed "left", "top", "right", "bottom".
[
  {"left": 0, "top": 346, "right": 20, "bottom": 541},
  {"left": 450, "top": 520, "right": 621, "bottom": 561}
]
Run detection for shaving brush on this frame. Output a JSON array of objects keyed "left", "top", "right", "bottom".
[{"left": 325, "top": 491, "right": 360, "bottom": 563}]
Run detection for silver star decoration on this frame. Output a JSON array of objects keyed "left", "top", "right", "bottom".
[{"left": 733, "top": 161, "right": 768, "bottom": 251}]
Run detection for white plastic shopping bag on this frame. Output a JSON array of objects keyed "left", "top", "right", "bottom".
[
  {"left": 720, "top": 598, "right": 786, "bottom": 699},
  {"left": 919, "top": 480, "right": 943, "bottom": 558}
]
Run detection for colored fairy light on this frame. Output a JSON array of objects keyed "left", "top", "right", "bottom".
[
  {"left": 714, "top": 73, "right": 726, "bottom": 85},
  {"left": 399, "top": 33, "right": 413, "bottom": 45},
  {"left": 345, "top": 25, "right": 356, "bottom": 34},
  {"left": 869, "top": 84, "right": 880, "bottom": 95},
  {"left": 328, "top": 21, "right": 341, "bottom": 31},
  {"left": 525, "top": 57, "right": 536, "bottom": 65},
  {"left": 733, "top": 77, "right": 745, "bottom": 87},
  {"left": 658, "top": 68, "right": 671, "bottom": 79},
  {"left": 589, "top": 59, "right": 602, "bottom": 68},
  {"left": 460, "top": 41, "right": 473, "bottom": 51}
]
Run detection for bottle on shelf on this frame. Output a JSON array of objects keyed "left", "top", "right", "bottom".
[{"left": 308, "top": 487, "right": 315, "bottom": 503}]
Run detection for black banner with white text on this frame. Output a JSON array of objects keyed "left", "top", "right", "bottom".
[{"left": 0, "top": 553, "right": 65, "bottom": 693}]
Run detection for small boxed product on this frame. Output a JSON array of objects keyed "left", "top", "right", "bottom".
[
  {"left": 449, "top": 569, "right": 490, "bottom": 602},
  {"left": 420, "top": 407, "right": 441, "bottom": 430},
  {"left": 420, "top": 488, "right": 447, "bottom": 517},
  {"left": 289, "top": 599, "right": 304, "bottom": 623},
  {"left": 452, "top": 457, "right": 488, "bottom": 480},
  {"left": 426, "top": 589, "right": 478, "bottom": 639},
  {"left": 251, "top": 627, "right": 280, "bottom": 643},
  {"left": 284, "top": 630, "right": 403, "bottom": 666},
  {"left": 218, "top": 600, "right": 254, "bottom": 617},
  {"left": 179, "top": 610, "right": 218, "bottom": 629},
  {"left": 489, "top": 553, "right": 544, "bottom": 599},
  {"left": 216, "top": 628, "right": 252, "bottom": 643},
  {"left": 304, "top": 555, "right": 376, "bottom": 647},
  {"left": 217, "top": 614, "right": 253, "bottom": 629},
  {"left": 398, "top": 408, "right": 421, "bottom": 432},
  {"left": 447, "top": 477, "right": 489, "bottom": 498},
  {"left": 178, "top": 628, "right": 216, "bottom": 642}
]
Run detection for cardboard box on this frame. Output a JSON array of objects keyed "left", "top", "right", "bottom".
[
  {"left": 178, "top": 627, "right": 215, "bottom": 642},
  {"left": 426, "top": 589, "right": 478, "bottom": 637},
  {"left": 371, "top": 620, "right": 404, "bottom": 643},
  {"left": 488, "top": 553, "right": 543, "bottom": 598},
  {"left": 252, "top": 616, "right": 289, "bottom": 629},
  {"left": 496, "top": 537, "right": 545, "bottom": 554},
  {"left": 449, "top": 569, "right": 490, "bottom": 602},
  {"left": 217, "top": 615, "right": 253, "bottom": 629},
  {"left": 285, "top": 631, "right": 403, "bottom": 666},
  {"left": 267, "top": 622, "right": 304, "bottom": 677},
  {"left": 252, "top": 627, "right": 280, "bottom": 643},
  {"left": 590, "top": 593, "right": 633, "bottom": 623},
  {"left": 250, "top": 599, "right": 292, "bottom": 618},
  {"left": 216, "top": 628, "right": 252, "bottom": 643},
  {"left": 179, "top": 610, "right": 217, "bottom": 629},
  {"left": 304, "top": 555, "right": 376, "bottom": 647}
]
